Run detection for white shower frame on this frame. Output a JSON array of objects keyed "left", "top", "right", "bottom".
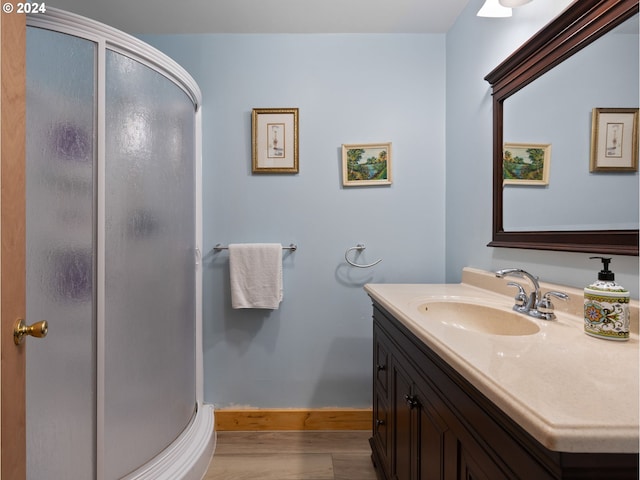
[{"left": 27, "top": 8, "right": 214, "bottom": 480}]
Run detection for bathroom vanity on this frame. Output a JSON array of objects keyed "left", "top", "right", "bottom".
[{"left": 366, "top": 268, "right": 639, "bottom": 480}]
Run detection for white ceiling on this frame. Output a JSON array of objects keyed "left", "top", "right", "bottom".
[{"left": 46, "top": 0, "right": 472, "bottom": 34}]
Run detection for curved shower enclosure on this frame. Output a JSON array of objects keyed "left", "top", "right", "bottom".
[{"left": 25, "top": 9, "right": 213, "bottom": 480}]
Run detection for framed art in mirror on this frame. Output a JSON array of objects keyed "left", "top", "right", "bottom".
[
  {"left": 503, "top": 143, "right": 551, "bottom": 185},
  {"left": 590, "top": 108, "right": 638, "bottom": 172}
]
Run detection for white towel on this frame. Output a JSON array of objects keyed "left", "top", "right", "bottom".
[{"left": 229, "top": 243, "right": 283, "bottom": 309}]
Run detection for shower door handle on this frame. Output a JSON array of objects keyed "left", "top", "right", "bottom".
[{"left": 13, "top": 318, "right": 48, "bottom": 345}]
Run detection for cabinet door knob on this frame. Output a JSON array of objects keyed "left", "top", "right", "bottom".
[
  {"left": 404, "top": 394, "right": 419, "bottom": 409},
  {"left": 376, "top": 364, "right": 386, "bottom": 371},
  {"left": 376, "top": 419, "right": 385, "bottom": 426}
]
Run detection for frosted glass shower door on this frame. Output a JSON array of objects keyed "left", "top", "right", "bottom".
[
  {"left": 26, "top": 24, "right": 198, "bottom": 480},
  {"left": 26, "top": 27, "right": 96, "bottom": 479},
  {"left": 103, "top": 50, "right": 197, "bottom": 479}
]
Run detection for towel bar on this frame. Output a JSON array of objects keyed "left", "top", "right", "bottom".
[{"left": 213, "top": 243, "right": 297, "bottom": 252}]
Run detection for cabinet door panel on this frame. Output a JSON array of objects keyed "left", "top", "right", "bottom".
[
  {"left": 418, "top": 399, "right": 446, "bottom": 480},
  {"left": 374, "top": 328, "right": 390, "bottom": 396},
  {"left": 373, "top": 391, "right": 392, "bottom": 474},
  {"left": 412, "top": 369, "right": 448, "bottom": 480},
  {"left": 393, "top": 361, "right": 414, "bottom": 480},
  {"left": 459, "top": 441, "right": 511, "bottom": 480}
]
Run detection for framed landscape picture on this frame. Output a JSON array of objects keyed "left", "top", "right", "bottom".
[
  {"left": 503, "top": 143, "right": 551, "bottom": 185},
  {"left": 342, "top": 142, "right": 392, "bottom": 186}
]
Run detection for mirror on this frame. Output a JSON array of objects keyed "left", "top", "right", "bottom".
[
  {"left": 503, "top": 15, "right": 638, "bottom": 233},
  {"left": 485, "top": 0, "right": 639, "bottom": 255}
]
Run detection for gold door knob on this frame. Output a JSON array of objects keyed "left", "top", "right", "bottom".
[{"left": 13, "top": 318, "right": 48, "bottom": 345}]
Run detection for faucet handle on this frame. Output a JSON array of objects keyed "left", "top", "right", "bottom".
[
  {"left": 543, "top": 290, "right": 569, "bottom": 301},
  {"left": 506, "top": 282, "right": 528, "bottom": 309},
  {"left": 537, "top": 291, "right": 569, "bottom": 316}
]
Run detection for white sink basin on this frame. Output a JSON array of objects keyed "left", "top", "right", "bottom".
[{"left": 417, "top": 301, "right": 540, "bottom": 336}]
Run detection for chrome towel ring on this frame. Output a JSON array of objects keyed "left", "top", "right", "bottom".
[{"left": 345, "top": 244, "right": 382, "bottom": 268}]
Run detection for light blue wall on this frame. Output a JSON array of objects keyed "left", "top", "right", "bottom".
[
  {"left": 445, "top": 0, "right": 639, "bottom": 296},
  {"left": 141, "top": 34, "right": 447, "bottom": 408},
  {"left": 140, "top": 1, "right": 639, "bottom": 409}
]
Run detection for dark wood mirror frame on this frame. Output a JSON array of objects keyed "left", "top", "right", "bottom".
[{"left": 485, "top": 0, "right": 639, "bottom": 256}]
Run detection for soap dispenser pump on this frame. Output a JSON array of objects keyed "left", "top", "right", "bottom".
[{"left": 583, "top": 256, "right": 630, "bottom": 341}]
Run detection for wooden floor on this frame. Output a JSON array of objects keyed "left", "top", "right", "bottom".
[{"left": 204, "top": 430, "right": 379, "bottom": 480}]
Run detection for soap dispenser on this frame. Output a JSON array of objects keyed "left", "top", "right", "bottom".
[{"left": 584, "top": 256, "right": 630, "bottom": 341}]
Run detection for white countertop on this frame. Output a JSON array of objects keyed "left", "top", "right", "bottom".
[{"left": 364, "top": 268, "right": 639, "bottom": 453}]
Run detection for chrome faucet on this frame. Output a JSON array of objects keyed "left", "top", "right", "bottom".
[
  {"left": 495, "top": 268, "right": 568, "bottom": 320},
  {"left": 496, "top": 268, "right": 541, "bottom": 312}
]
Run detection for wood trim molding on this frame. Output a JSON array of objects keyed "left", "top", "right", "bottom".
[
  {"left": 215, "top": 408, "right": 372, "bottom": 431},
  {"left": 1, "top": 7, "right": 27, "bottom": 480}
]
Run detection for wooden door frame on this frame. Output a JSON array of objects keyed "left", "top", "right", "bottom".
[{"left": 0, "top": 6, "right": 27, "bottom": 480}]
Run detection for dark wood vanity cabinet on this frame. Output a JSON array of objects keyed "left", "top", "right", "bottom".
[
  {"left": 369, "top": 302, "right": 639, "bottom": 480},
  {"left": 375, "top": 330, "right": 448, "bottom": 480}
]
